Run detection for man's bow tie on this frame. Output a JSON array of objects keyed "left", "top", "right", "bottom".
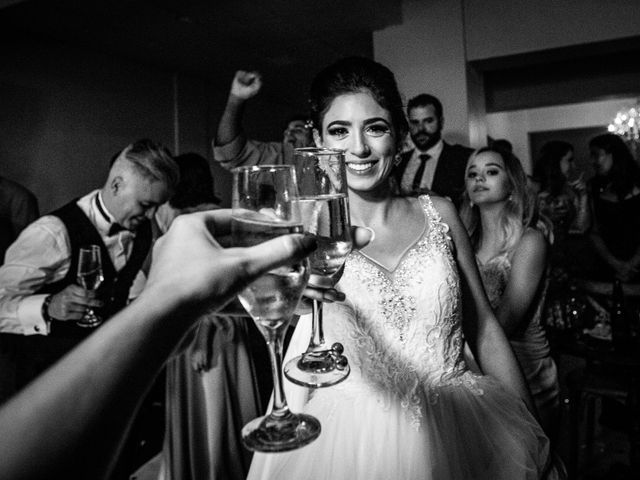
[{"left": 108, "top": 223, "right": 128, "bottom": 236}]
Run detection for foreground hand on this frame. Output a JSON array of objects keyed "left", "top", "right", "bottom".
[
  {"left": 145, "top": 209, "right": 317, "bottom": 315},
  {"left": 47, "top": 285, "right": 103, "bottom": 321},
  {"left": 230, "top": 70, "right": 262, "bottom": 100}
]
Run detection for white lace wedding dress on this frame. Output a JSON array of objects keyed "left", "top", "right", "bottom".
[{"left": 248, "top": 195, "right": 554, "bottom": 480}]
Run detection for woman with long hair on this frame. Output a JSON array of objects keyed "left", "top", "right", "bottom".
[
  {"left": 588, "top": 133, "right": 640, "bottom": 282},
  {"left": 533, "top": 141, "right": 590, "bottom": 284},
  {"left": 460, "top": 147, "right": 560, "bottom": 440}
]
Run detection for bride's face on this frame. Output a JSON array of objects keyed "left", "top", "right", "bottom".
[{"left": 317, "top": 91, "right": 397, "bottom": 193}]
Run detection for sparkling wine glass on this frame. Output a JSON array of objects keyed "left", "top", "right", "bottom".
[
  {"left": 76, "top": 245, "right": 104, "bottom": 328},
  {"left": 283, "top": 148, "right": 353, "bottom": 388},
  {"left": 232, "top": 164, "right": 321, "bottom": 452}
]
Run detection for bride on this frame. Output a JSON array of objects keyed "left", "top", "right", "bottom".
[{"left": 248, "top": 56, "right": 558, "bottom": 480}]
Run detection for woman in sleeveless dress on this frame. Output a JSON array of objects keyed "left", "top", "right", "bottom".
[
  {"left": 247, "top": 57, "right": 558, "bottom": 479},
  {"left": 588, "top": 133, "right": 640, "bottom": 283},
  {"left": 459, "top": 147, "right": 560, "bottom": 441}
]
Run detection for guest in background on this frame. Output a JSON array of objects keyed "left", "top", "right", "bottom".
[
  {"left": 0, "top": 175, "right": 39, "bottom": 264},
  {"left": 0, "top": 139, "right": 178, "bottom": 393},
  {"left": 212, "top": 70, "right": 314, "bottom": 169},
  {"left": 534, "top": 140, "right": 590, "bottom": 285},
  {"left": 490, "top": 138, "right": 513, "bottom": 155},
  {"left": 588, "top": 133, "right": 640, "bottom": 283},
  {"left": 393, "top": 93, "right": 473, "bottom": 204},
  {"left": 460, "top": 146, "right": 560, "bottom": 441},
  {"left": 0, "top": 175, "right": 40, "bottom": 403}
]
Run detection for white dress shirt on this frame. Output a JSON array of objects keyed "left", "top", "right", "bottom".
[
  {"left": 401, "top": 139, "right": 444, "bottom": 193},
  {"left": 0, "top": 190, "right": 136, "bottom": 335}
]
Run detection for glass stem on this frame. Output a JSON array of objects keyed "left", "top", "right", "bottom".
[
  {"left": 265, "top": 324, "right": 290, "bottom": 416},
  {"left": 308, "top": 299, "right": 325, "bottom": 350}
]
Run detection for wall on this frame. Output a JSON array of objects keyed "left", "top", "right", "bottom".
[
  {"left": 373, "top": 0, "right": 640, "bottom": 150},
  {"left": 374, "top": 0, "right": 478, "bottom": 146},
  {"left": 486, "top": 97, "right": 638, "bottom": 172},
  {"left": 464, "top": 0, "right": 640, "bottom": 61},
  {"left": 0, "top": 37, "right": 256, "bottom": 211}
]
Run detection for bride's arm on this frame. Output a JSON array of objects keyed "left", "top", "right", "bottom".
[{"left": 433, "top": 197, "right": 535, "bottom": 412}]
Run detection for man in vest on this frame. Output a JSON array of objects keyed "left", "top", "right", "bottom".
[
  {"left": 0, "top": 139, "right": 178, "bottom": 390},
  {"left": 393, "top": 94, "right": 474, "bottom": 206}
]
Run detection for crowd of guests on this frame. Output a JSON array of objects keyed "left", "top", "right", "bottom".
[{"left": 1, "top": 54, "right": 639, "bottom": 480}]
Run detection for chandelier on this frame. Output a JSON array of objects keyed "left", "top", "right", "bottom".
[{"left": 608, "top": 100, "right": 640, "bottom": 142}]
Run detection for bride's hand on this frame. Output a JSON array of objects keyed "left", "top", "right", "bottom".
[{"left": 294, "top": 226, "right": 374, "bottom": 314}]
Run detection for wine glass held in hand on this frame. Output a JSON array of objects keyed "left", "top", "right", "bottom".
[
  {"left": 232, "top": 165, "right": 321, "bottom": 453},
  {"left": 76, "top": 245, "right": 104, "bottom": 328},
  {"left": 284, "top": 147, "right": 353, "bottom": 388}
]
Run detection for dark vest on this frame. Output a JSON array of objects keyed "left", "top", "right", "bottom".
[{"left": 17, "top": 199, "right": 152, "bottom": 387}]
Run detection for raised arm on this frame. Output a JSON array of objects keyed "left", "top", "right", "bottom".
[
  {"left": 434, "top": 197, "right": 534, "bottom": 412},
  {"left": 213, "top": 70, "right": 263, "bottom": 161},
  {"left": 0, "top": 210, "right": 316, "bottom": 480},
  {"left": 495, "top": 228, "right": 548, "bottom": 337}
]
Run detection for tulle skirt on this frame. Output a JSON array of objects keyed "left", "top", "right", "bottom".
[{"left": 248, "top": 316, "right": 560, "bottom": 480}]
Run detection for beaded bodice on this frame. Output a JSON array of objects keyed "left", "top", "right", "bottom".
[
  {"left": 476, "top": 250, "right": 550, "bottom": 357},
  {"left": 322, "top": 196, "right": 479, "bottom": 427}
]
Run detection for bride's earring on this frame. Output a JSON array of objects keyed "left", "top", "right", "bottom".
[{"left": 469, "top": 200, "right": 474, "bottom": 208}]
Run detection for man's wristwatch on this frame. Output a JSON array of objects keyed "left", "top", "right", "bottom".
[{"left": 41, "top": 294, "right": 54, "bottom": 322}]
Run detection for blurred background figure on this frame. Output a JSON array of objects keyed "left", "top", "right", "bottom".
[
  {"left": 212, "top": 70, "right": 314, "bottom": 169},
  {"left": 490, "top": 138, "right": 513, "bottom": 155},
  {"left": 460, "top": 147, "right": 560, "bottom": 441},
  {"left": 131, "top": 152, "right": 262, "bottom": 480},
  {"left": 534, "top": 140, "right": 590, "bottom": 287},
  {"left": 588, "top": 133, "right": 640, "bottom": 283},
  {"left": 0, "top": 175, "right": 39, "bottom": 265},
  {"left": 0, "top": 175, "right": 39, "bottom": 403}
]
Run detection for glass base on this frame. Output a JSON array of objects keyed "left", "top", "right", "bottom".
[
  {"left": 76, "top": 312, "right": 102, "bottom": 328},
  {"left": 284, "top": 345, "right": 350, "bottom": 388},
  {"left": 241, "top": 410, "right": 321, "bottom": 453}
]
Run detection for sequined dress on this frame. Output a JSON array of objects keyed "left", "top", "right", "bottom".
[
  {"left": 477, "top": 250, "right": 560, "bottom": 435},
  {"left": 248, "top": 196, "right": 553, "bottom": 480}
]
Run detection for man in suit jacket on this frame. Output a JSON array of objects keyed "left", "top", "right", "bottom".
[{"left": 393, "top": 94, "right": 474, "bottom": 206}]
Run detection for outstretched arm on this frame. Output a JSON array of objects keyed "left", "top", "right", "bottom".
[
  {"left": 0, "top": 210, "right": 316, "bottom": 480},
  {"left": 213, "top": 70, "right": 262, "bottom": 161},
  {"left": 434, "top": 197, "right": 534, "bottom": 412}
]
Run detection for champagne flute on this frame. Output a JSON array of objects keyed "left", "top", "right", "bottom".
[
  {"left": 76, "top": 245, "right": 104, "bottom": 328},
  {"left": 232, "top": 165, "right": 321, "bottom": 452},
  {"left": 284, "top": 148, "right": 353, "bottom": 388}
]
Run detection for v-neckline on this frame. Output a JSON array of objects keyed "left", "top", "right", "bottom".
[{"left": 357, "top": 204, "right": 428, "bottom": 274}]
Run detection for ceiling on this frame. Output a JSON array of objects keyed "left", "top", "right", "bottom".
[{"left": 0, "top": 0, "right": 404, "bottom": 109}]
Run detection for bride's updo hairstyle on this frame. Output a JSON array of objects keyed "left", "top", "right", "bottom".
[{"left": 308, "top": 56, "right": 408, "bottom": 151}]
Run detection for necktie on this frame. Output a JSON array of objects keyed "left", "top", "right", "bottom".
[{"left": 412, "top": 153, "right": 431, "bottom": 193}]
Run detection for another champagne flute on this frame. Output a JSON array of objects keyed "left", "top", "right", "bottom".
[
  {"left": 76, "top": 245, "right": 104, "bottom": 328},
  {"left": 284, "top": 148, "right": 353, "bottom": 388},
  {"left": 232, "top": 165, "right": 321, "bottom": 452}
]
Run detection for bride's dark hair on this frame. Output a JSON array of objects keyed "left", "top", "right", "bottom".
[{"left": 308, "top": 56, "right": 408, "bottom": 150}]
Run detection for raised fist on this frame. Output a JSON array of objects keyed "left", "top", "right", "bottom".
[{"left": 230, "top": 70, "right": 262, "bottom": 100}]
